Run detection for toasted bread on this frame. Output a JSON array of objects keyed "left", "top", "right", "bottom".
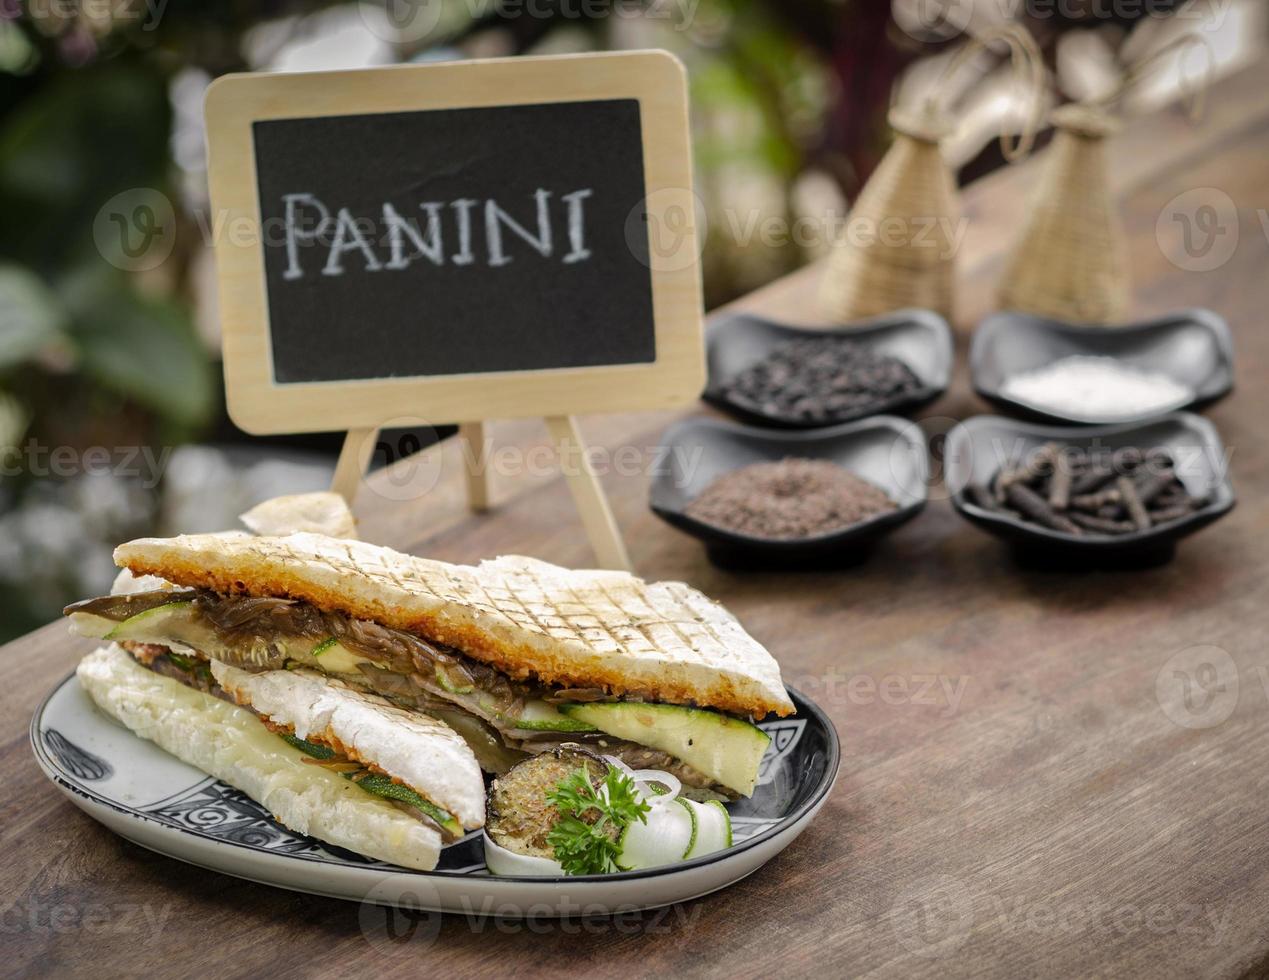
[
  {"left": 77, "top": 645, "right": 445, "bottom": 870},
  {"left": 114, "top": 532, "right": 794, "bottom": 718}
]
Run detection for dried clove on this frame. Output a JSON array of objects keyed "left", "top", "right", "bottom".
[
  {"left": 983, "top": 444, "right": 1207, "bottom": 538},
  {"left": 1049, "top": 457, "right": 1073, "bottom": 511},
  {"left": 1071, "top": 489, "right": 1119, "bottom": 510},
  {"left": 1070, "top": 462, "right": 1118, "bottom": 495},
  {"left": 1134, "top": 467, "right": 1176, "bottom": 505},
  {"left": 1069, "top": 512, "right": 1136, "bottom": 534},
  {"left": 998, "top": 444, "right": 1057, "bottom": 491},
  {"left": 1117, "top": 476, "right": 1152, "bottom": 531},
  {"left": 1005, "top": 483, "right": 1081, "bottom": 534}
]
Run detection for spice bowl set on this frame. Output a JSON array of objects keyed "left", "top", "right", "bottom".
[
  {"left": 652, "top": 309, "right": 949, "bottom": 565},
  {"left": 652, "top": 301, "right": 1237, "bottom": 568}
]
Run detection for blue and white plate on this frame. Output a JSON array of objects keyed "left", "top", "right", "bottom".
[{"left": 32, "top": 672, "right": 838, "bottom": 913}]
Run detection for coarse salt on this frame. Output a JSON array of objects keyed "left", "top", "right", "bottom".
[{"left": 1000, "top": 355, "right": 1192, "bottom": 420}]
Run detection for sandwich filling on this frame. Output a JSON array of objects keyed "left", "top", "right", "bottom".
[
  {"left": 210, "top": 660, "right": 483, "bottom": 839},
  {"left": 76, "top": 644, "right": 453, "bottom": 871},
  {"left": 277, "top": 730, "right": 462, "bottom": 840},
  {"left": 67, "top": 587, "right": 773, "bottom": 797},
  {"left": 112, "top": 642, "right": 481, "bottom": 840}
]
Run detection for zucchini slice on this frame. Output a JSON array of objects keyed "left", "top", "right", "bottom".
[
  {"left": 275, "top": 733, "right": 461, "bottom": 838},
  {"left": 510, "top": 700, "right": 599, "bottom": 734},
  {"left": 103, "top": 601, "right": 197, "bottom": 642},
  {"left": 352, "top": 772, "right": 463, "bottom": 839},
  {"left": 558, "top": 701, "right": 771, "bottom": 796}
]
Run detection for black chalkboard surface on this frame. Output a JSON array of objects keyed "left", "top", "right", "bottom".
[{"left": 252, "top": 99, "right": 656, "bottom": 384}]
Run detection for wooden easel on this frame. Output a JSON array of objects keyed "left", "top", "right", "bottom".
[
  {"left": 330, "top": 417, "right": 631, "bottom": 571},
  {"left": 209, "top": 54, "right": 702, "bottom": 572}
]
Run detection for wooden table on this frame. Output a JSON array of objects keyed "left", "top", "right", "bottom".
[{"left": 6, "top": 60, "right": 1269, "bottom": 980}]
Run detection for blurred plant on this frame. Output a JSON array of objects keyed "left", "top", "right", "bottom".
[
  {"left": 0, "top": 28, "right": 213, "bottom": 448},
  {"left": 686, "top": 0, "right": 835, "bottom": 303},
  {"left": 0, "top": 6, "right": 220, "bottom": 637}
]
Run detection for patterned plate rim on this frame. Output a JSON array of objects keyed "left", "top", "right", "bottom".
[{"left": 31, "top": 670, "right": 840, "bottom": 883}]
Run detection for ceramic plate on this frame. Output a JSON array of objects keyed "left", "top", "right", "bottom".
[
  {"left": 970, "top": 308, "right": 1234, "bottom": 424},
  {"left": 650, "top": 415, "right": 928, "bottom": 566},
  {"left": 703, "top": 309, "right": 952, "bottom": 428},
  {"left": 946, "top": 412, "right": 1236, "bottom": 564},
  {"left": 32, "top": 671, "right": 838, "bottom": 914}
]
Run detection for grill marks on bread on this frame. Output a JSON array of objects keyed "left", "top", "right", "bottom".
[{"left": 115, "top": 533, "right": 794, "bottom": 719}]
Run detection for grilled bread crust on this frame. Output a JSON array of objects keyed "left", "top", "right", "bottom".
[{"left": 114, "top": 533, "right": 795, "bottom": 719}]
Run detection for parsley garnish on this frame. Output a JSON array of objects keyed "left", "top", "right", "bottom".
[{"left": 546, "top": 766, "right": 650, "bottom": 875}]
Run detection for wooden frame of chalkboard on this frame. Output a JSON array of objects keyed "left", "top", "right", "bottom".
[{"left": 204, "top": 51, "right": 704, "bottom": 570}]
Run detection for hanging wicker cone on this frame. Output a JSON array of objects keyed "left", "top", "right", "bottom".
[
  {"left": 996, "top": 103, "right": 1129, "bottom": 324},
  {"left": 819, "top": 104, "right": 959, "bottom": 322},
  {"left": 997, "top": 32, "right": 1213, "bottom": 324},
  {"left": 820, "top": 24, "right": 1045, "bottom": 325}
]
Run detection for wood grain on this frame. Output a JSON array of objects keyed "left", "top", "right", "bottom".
[
  {"left": 458, "top": 422, "right": 491, "bottom": 514},
  {"left": 544, "top": 414, "right": 632, "bottom": 570},
  {"left": 7, "top": 60, "right": 1269, "bottom": 980}
]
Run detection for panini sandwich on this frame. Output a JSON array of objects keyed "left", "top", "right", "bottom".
[{"left": 68, "top": 532, "right": 792, "bottom": 810}]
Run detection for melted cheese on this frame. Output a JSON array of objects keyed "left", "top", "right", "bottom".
[{"left": 211, "top": 662, "right": 484, "bottom": 829}]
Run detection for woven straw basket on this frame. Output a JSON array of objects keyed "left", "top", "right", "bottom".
[
  {"left": 996, "top": 103, "right": 1130, "bottom": 324},
  {"left": 820, "top": 23, "right": 1044, "bottom": 326},
  {"left": 819, "top": 104, "right": 959, "bottom": 323}
]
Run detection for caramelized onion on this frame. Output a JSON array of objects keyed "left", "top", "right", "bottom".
[
  {"left": 355, "top": 663, "right": 416, "bottom": 697},
  {"left": 194, "top": 594, "right": 328, "bottom": 650}
]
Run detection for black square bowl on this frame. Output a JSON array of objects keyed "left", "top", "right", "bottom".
[
  {"left": 650, "top": 415, "right": 929, "bottom": 567},
  {"left": 703, "top": 309, "right": 953, "bottom": 429},
  {"left": 945, "top": 412, "right": 1236, "bottom": 565},
  {"left": 970, "top": 308, "right": 1234, "bottom": 425}
]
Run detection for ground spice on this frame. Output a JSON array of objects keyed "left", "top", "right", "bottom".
[
  {"left": 684, "top": 458, "right": 897, "bottom": 540},
  {"left": 1000, "top": 356, "right": 1192, "bottom": 420},
  {"left": 719, "top": 337, "right": 923, "bottom": 424}
]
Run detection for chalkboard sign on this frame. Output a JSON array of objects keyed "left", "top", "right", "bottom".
[
  {"left": 255, "top": 99, "right": 655, "bottom": 384},
  {"left": 205, "top": 51, "right": 703, "bottom": 435}
]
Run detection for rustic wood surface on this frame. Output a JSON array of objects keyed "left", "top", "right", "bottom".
[{"left": 6, "top": 60, "right": 1269, "bottom": 979}]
